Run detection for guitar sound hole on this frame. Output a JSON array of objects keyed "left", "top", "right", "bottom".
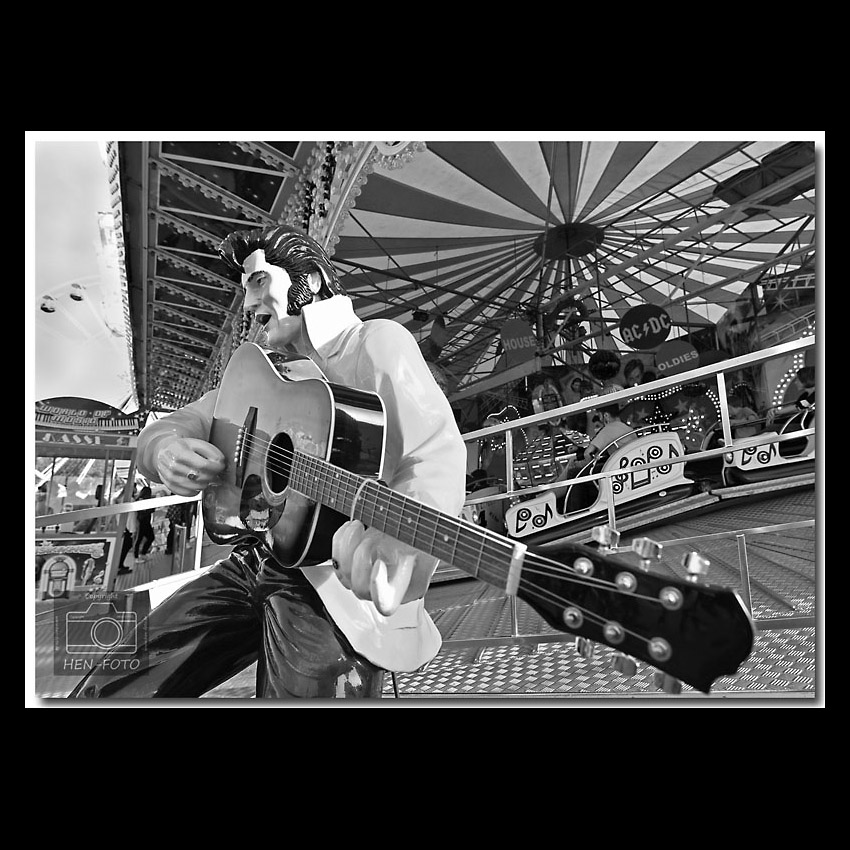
[
  {"left": 240, "top": 473, "right": 279, "bottom": 532},
  {"left": 267, "top": 431, "right": 294, "bottom": 495}
]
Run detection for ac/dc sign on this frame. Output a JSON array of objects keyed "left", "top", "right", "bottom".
[{"left": 619, "top": 305, "right": 672, "bottom": 350}]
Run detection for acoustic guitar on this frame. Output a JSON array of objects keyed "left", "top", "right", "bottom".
[{"left": 202, "top": 343, "right": 755, "bottom": 693}]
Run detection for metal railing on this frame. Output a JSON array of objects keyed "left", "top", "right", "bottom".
[
  {"left": 452, "top": 336, "right": 817, "bottom": 651},
  {"left": 461, "top": 336, "right": 815, "bottom": 525},
  {"left": 35, "top": 493, "right": 204, "bottom": 592},
  {"left": 608, "top": 519, "right": 816, "bottom": 630},
  {"left": 760, "top": 311, "right": 815, "bottom": 347}
]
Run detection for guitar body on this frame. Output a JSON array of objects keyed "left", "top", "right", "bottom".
[
  {"left": 201, "top": 343, "right": 755, "bottom": 693},
  {"left": 202, "top": 344, "right": 386, "bottom": 567}
]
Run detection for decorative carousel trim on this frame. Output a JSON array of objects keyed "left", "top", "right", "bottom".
[
  {"left": 149, "top": 355, "right": 206, "bottom": 379},
  {"left": 150, "top": 338, "right": 210, "bottom": 365},
  {"left": 201, "top": 308, "right": 254, "bottom": 393},
  {"left": 372, "top": 141, "right": 427, "bottom": 170},
  {"left": 150, "top": 320, "right": 216, "bottom": 351},
  {"left": 233, "top": 141, "right": 300, "bottom": 176},
  {"left": 152, "top": 248, "right": 239, "bottom": 289},
  {"left": 280, "top": 141, "right": 426, "bottom": 255},
  {"left": 281, "top": 141, "right": 335, "bottom": 241},
  {"left": 155, "top": 159, "right": 276, "bottom": 225},
  {"left": 323, "top": 141, "right": 379, "bottom": 255},
  {"left": 152, "top": 210, "right": 221, "bottom": 249},
  {"left": 152, "top": 301, "right": 224, "bottom": 335},
  {"left": 104, "top": 141, "right": 139, "bottom": 410},
  {"left": 153, "top": 277, "right": 239, "bottom": 316}
]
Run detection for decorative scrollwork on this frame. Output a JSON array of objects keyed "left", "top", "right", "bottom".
[
  {"left": 104, "top": 141, "right": 138, "bottom": 409},
  {"left": 279, "top": 141, "right": 426, "bottom": 253},
  {"left": 647, "top": 444, "right": 663, "bottom": 461},
  {"left": 757, "top": 446, "right": 776, "bottom": 464},
  {"left": 154, "top": 249, "right": 236, "bottom": 289},
  {"left": 373, "top": 141, "right": 427, "bottom": 169},
  {"left": 233, "top": 142, "right": 299, "bottom": 176},
  {"left": 153, "top": 211, "right": 220, "bottom": 248},
  {"left": 157, "top": 161, "right": 273, "bottom": 225}
]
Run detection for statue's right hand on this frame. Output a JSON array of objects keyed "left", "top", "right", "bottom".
[{"left": 154, "top": 435, "right": 226, "bottom": 496}]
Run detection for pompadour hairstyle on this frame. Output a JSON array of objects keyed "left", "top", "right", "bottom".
[{"left": 218, "top": 225, "right": 344, "bottom": 316}]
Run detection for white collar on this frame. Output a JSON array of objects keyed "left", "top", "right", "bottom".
[{"left": 300, "top": 296, "right": 362, "bottom": 360}]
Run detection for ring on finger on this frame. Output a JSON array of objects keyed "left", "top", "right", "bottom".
[{"left": 187, "top": 470, "right": 198, "bottom": 481}]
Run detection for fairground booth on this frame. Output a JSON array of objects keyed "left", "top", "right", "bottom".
[
  {"left": 34, "top": 395, "right": 202, "bottom": 601},
  {"left": 35, "top": 397, "right": 139, "bottom": 598}
]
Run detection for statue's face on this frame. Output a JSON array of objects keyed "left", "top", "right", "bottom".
[{"left": 241, "top": 249, "right": 303, "bottom": 348}]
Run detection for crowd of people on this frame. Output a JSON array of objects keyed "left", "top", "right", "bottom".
[
  {"left": 468, "top": 349, "right": 816, "bottom": 511},
  {"left": 115, "top": 485, "right": 195, "bottom": 575}
]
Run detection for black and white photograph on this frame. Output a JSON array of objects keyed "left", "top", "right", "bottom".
[{"left": 27, "top": 133, "right": 823, "bottom": 705}]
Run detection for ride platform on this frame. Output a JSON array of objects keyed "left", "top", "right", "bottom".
[
  {"left": 34, "top": 484, "right": 817, "bottom": 702},
  {"left": 202, "top": 482, "right": 817, "bottom": 701},
  {"left": 376, "top": 485, "right": 816, "bottom": 701}
]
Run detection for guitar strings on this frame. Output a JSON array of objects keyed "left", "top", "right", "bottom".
[
  {"left": 234, "top": 433, "right": 672, "bottom": 651},
  {"left": 240, "top": 431, "right": 597, "bottom": 580},
  {"left": 266, "top": 438, "right": 665, "bottom": 644},
  {"left": 507, "top": 569, "right": 661, "bottom": 647},
  {"left": 241, "top": 431, "right": 646, "bottom": 594},
  {"left": 242, "top": 430, "right": 526, "bottom": 560},
  {"left": 237, "top": 432, "right": 668, "bottom": 627}
]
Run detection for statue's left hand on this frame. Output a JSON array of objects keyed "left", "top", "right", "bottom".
[{"left": 331, "top": 520, "right": 439, "bottom": 616}]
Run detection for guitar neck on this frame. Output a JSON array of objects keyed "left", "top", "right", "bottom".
[{"left": 289, "top": 449, "right": 517, "bottom": 592}]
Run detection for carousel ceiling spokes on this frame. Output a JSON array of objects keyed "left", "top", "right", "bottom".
[{"left": 116, "top": 139, "right": 816, "bottom": 412}]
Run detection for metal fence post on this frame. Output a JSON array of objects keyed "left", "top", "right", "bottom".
[{"left": 736, "top": 533, "right": 754, "bottom": 613}]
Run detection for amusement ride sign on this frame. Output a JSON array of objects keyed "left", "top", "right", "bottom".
[
  {"left": 500, "top": 319, "right": 538, "bottom": 367},
  {"left": 36, "top": 397, "right": 139, "bottom": 456},
  {"left": 655, "top": 339, "right": 701, "bottom": 377},
  {"left": 36, "top": 398, "right": 140, "bottom": 433},
  {"left": 619, "top": 305, "right": 672, "bottom": 350}
]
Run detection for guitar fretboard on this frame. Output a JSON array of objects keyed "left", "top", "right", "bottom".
[{"left": 287, "top": 449, "right": 516, "bottom": 591}]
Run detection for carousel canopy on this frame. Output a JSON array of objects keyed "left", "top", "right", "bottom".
[{"left": 112, "top": 137, "right": 817, "bottom": 414}]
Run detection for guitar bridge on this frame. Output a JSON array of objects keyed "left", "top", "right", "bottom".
[{"left": 234, "top": 406, "right": 258, "bottom": 487}]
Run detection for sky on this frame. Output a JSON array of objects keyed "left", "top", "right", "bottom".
[{"left": 28, "top": 137, "right": 135, "bottom": 411}]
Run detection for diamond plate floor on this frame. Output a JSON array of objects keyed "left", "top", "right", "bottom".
[
  {"left": 201, "top": 486, "right": 822, "bottom": 701},
  {"left": 379, "top": 486, "right": 819, "bottom": 702},
  {"left": 383, "top": 627, "right": 815, "bottom": 700},
  {"left": 35, "top": 487, "right": 820, "bottom": 702}
]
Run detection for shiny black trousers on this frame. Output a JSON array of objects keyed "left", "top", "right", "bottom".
[{"left": 69, "top": 547, "right": 385, "bottom": 699}]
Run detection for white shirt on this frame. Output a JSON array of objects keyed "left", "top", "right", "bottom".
[{"left": 137, "top": 296, "right": 467, "bottom": 671}]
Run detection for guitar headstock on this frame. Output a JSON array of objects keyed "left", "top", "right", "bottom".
[{"left": 516, "top": 526, "right": 755, "bottom": 693}]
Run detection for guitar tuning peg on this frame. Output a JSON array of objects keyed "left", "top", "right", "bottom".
[
  {"left": 682, "top": 551, "right": 710, "bottom": 583},
  {"left": 631, "top": 537, "right": 662, "bottom": 571},
  {"left": 591, "top": 524, "right": 620, "bottom": 552},
  {"left": 575, "top": 637, "right": 595, "bottom": 660},
  {"left": 653, "top": 671, "right": 683, "bottom": 694},
  {"left": 611, "top": 652, "right": 637, "bottom": 678}
]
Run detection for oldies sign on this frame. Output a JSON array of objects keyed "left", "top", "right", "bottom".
[
  {"left": 655, "top": 339, "right": 700, "bottom": 376},
  {"left": 619, "top": 305, "right": 672, "bottom": 350}
]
